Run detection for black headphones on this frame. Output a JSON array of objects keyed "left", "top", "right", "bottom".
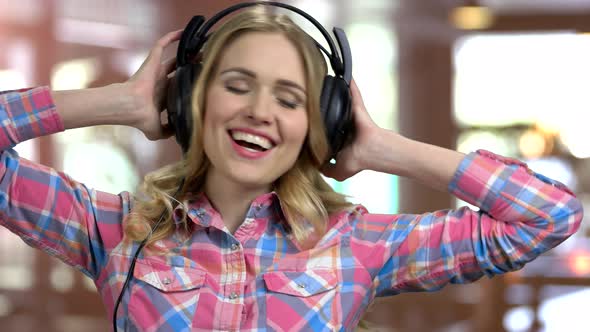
[{"left": 166, "top": 1, "right": 354, "bottom": 159}]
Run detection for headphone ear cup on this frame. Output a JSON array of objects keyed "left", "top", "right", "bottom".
[
  {"left": 320, "top": 75, "right": 352, "bottom": 158},
  {"left": 167, "top": 63, "right": 202, "bottom": 153}
]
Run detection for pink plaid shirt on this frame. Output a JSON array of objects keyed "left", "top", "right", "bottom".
[{"left": 0, "top": 87, "right": 583, "bottom": 331}]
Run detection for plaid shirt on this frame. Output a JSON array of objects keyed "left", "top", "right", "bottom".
[{"left": 0, "top": 87, "right": 583, "bottom": 331}]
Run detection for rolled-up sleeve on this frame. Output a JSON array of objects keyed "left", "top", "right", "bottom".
[
  {"left": 350, "top": 150, "right": 583, "bottom": 297},
  {"left": 0, "top": 87, "right": 131, "bottom": 280}
]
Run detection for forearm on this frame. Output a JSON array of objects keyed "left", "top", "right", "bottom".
[
  {"left": 52, "top": 83, "right": 141, "bottom": 130},
  {"left": 364, "top": 129, "right": 464, "bottom": 191}
]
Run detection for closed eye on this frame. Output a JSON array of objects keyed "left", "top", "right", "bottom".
[
  {"left": 223, "top": 76, "right": 251, "bottom": 95},
  {"left": 275, "top": 88, "right": 304, "bottom": 110},
  {"left": 276, "top": 98, "right": 300, "bottom": 109},
  {"left": 225, "top": 85, "right": 249, "bottom": 95}
]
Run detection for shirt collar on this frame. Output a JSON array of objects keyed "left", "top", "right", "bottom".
[{"left": 172, "top": 191, "right": 288, "bottom": 231}]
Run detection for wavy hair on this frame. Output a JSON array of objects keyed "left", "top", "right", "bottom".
[{"left": 125, "top": 6, "right": 354, "bottom": 248}]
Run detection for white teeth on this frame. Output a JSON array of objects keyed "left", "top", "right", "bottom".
[{"left": 230, "top": 131, "right": 273, "bottom": 150}]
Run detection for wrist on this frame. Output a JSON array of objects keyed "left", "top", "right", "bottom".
[
  {"left": 107, "top": 82, "right": 144, "bottom": 127},
  {"left": 361, "top": 129, "right": 409, "bottom": 175}
]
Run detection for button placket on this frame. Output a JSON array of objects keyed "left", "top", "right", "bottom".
[{"left": 219, "top": 232, "right": 246, "bottom": 331}]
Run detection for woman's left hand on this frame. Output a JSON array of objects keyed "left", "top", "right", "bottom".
[
  {"left": 321, "top": 79, "right": 382, "bottom": 181},
  {"left": 127, "top": 29, "right": 183, "bottom": 141}
]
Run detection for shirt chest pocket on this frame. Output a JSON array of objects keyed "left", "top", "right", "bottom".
[
  {"left": 263, "top": 269, "right": 340, "bottom": 330},
  {"left": 133, "top": 259, "right": 206, "bottom": 292},
  {"left": 263, "top": 269, "right": 337, "bottom": 296},
  {"left": 128, "top": 259, "right": 206, "bottom": 331}
]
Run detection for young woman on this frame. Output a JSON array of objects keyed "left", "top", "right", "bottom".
[{"left": 0, "top": 5, "right": 582, "bottom": 332}]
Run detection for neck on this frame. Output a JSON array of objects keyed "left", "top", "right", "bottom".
[{"left": 204, "top": 170, "right": 271, "bottom": 233}]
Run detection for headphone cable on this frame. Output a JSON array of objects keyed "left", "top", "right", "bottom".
[{"left": 112, "top": 180, "right": 184, "bottom": 331}]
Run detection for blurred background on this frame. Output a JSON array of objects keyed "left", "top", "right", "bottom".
[{"left": 0, "top": 0, "right": 589, "bottom": 331}]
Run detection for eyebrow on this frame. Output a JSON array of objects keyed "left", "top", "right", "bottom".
[{"left": 220, "top": 67, "right": 307, "bottom": 94}]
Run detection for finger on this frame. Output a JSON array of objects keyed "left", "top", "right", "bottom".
[
  {"left": 159, "top": 93, "right": 171, "bottom": 115},
  {"left": 156, "top": 29, "right": 184, "bottom": 51},
  {"left": 161, "top": 123, "right": 175, "bottom": 139},
  {"left": 350, "top": 79, "right": 366, "bottom": 109},
  {"left": 163, "top": 57, "right": 177, "bottom": 75},
  {"left": 349, "top": 79, "right": 373, "bottom": 124},
  {"left": 145, "top": 29, "right": 184, "bottom": 70}
]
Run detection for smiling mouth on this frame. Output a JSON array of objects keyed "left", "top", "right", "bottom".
[
  {"left": 236, "top": 140, "right": 267, "bottom": 151},
  {"left": 227, "top": 130, "right": 275, "bottom": 152}
]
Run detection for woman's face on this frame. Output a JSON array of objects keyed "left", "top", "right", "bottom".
[{"left": 203, "top": 32, "right": 309, "bottom": 191}]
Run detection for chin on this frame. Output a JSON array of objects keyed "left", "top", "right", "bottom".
[{"left": 228, "top": 168, "right": 279, "bottom": 191}]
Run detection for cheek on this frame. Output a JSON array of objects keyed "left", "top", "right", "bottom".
[
  {"left": 281, "top": 117, "right": 306, "bottom": 143},
  {"left": 201, "top": 110, "right": 221, "bottom": 157},
  {"left": 204, "top": 86, "right": 233, "bottom": 122},
  {"left": 297, "top": 124, "right": 309, "bottom": 146},
  {"left": 295, "top": 115, "right": 309, "bottom": 145},
  {"left": 203, "top": 95, "right": 232, "bottom": 133},
  {"left": 201, "top": 111, "right": 213, "bottom": 141}
]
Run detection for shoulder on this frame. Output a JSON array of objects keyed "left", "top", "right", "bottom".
[
  {"left": 328, "top": 204, "right": 404, "bottom": 228},
  {"left": 327, "top": 204, "right": 368, "bottom": 230},
  {"left": 327, "top": 204, "right": 417, "bottom": 243}
]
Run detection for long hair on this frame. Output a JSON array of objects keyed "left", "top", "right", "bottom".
[{"left": 125, "top": 6, "right": 354, "bottom": 248}]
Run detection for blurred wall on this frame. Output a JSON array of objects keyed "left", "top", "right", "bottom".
[{"left": 0, "top": 1, "right": 589, "bottom": 331}]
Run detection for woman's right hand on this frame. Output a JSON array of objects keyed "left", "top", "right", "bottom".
[{"left": 127, "top": 29, "right": 183, "bottom": 141}]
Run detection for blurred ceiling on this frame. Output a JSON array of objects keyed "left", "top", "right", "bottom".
[
  {"left": 2, "top": 1, "right": 590, "bottom": 29},
  {"left": 482, "top": 0, "right": 590, "bottom": 13},
  {"left": 1, "top": 0, "right": 590, "bottom": 57}
]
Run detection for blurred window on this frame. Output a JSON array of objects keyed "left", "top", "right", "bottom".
[
  {"left": 288, "top": 0, "right": 399, "bottom": 214},
  {"left": 454, "top": 32, "right": 590, "bottom": 332}
]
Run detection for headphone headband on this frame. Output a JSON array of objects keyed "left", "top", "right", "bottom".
[{"left": 182, "top": 1, "right": 347, "bottom": 78}]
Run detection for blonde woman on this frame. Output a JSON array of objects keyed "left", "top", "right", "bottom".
[{"left": 0, "top": 3, "right": 582, "bottom": 332}]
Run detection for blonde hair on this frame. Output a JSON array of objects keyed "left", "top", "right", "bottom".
[{"left": 125, "top": 6, "right": 354, "bottom": 247}]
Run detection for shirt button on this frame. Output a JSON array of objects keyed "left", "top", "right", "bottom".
[
  {"left": 162, "top": 277, "right": 172, "bottom": 285},
  {"left": 229, "top": 292, "right": 238, "bottom": 300},
  {"left": 231, "top": 243, "right": 239, "bottom": 251}
]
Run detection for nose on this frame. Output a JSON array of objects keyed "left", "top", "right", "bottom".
[{"left": 248, "top": 89, "right": 273, "bottom": 124}]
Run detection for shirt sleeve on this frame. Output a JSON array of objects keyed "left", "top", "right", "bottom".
[
  {"left": 0, "top": 87, "right": 132, "bottom": 280},
  {"left": 349, "top": 149, "right": 583, "bottom": 297}
]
